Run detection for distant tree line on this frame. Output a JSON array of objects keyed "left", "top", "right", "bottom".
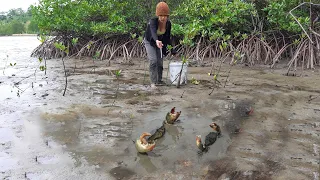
[{"left": 0, "top": 7, "right": 39, "bottom": 36}]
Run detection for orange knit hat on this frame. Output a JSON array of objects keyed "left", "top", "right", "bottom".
[{"left": 156, "top": 2, "right": 170, "bottom": 16}]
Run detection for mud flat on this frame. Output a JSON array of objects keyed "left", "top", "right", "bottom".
[{"left": 0, "top": 37, "right": 319, "bottom": 179}]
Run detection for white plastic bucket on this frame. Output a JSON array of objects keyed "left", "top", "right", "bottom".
[{"left": 169, "top": 62, "right": 188, "bottom": 85}]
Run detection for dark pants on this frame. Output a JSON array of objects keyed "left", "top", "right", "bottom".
[{"left": 144, "top": 39, "right": 163, "bottom": 84}]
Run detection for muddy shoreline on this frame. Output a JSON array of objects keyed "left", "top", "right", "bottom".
[{"left": 1, "top": 36, "right": 319, "bottom": 179}]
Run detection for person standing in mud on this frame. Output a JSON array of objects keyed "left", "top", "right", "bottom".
[{"left": 143, "top": 1, "right": 176, "bottom": 89}]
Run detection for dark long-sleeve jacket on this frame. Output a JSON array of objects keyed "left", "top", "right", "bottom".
[{"left": 144, "top": 17, "right": 174, "bottom": 56}]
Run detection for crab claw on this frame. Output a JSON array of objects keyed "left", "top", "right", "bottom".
[
  {"left": 165, "top": 107, "right": 181, "bottom": 124},
  {"left": 140, "top": 132, "right": 152, "bottom": 145},
  {"left": 246, "top": 107, "right": 254, "bottom": 115},
  {"left": 171, "top": 107, "right": 176, "bottom": 114},
  {"left": 209, "top": 123, "right": 217, "bottom": 129},
  {"left": 209, "top": 122, "right": 221, "bottom": 136},
  {"left": 146, "top": 143, "right": 156, "bottom": 151},
  {"left": 136, "top": 132, "right": 156, "bottom": 153},
  {"left": 209, "top": 122, "right": 219, "bottom": 130},
  {"left": 141, "top": 132, "right": 152, "bottom": 137},
  {"left": 196, "top": 135, "right": 201, "bottom": 142},
  {"left": 196, "top": 135, "right": 205, "bottom": 151}
]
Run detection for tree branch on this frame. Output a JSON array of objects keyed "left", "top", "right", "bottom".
[{"left": 288, "top": 2, "right": 320, "bottom": 44}]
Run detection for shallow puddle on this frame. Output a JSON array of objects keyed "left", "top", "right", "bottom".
[{"left": 36, "top": 102, "right": 232, "bottom": 178}]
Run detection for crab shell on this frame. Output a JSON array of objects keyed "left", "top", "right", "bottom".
[
  {"left": 166, "top": 111, "right": 181, "bottom": 123},
  {"left": 135, "top": 132, "right": 156, "bottom": 153},
  {"left": 196, "top": 135, "right": 202, "bottom": 146},
  {"left": 171, "top": 111, "right": 181, "bottom": 120},
  {"left": 209, "top": 123, "right": 217, "bottom": 129},
  {"left": 135, "top": 139, "right": 156, "bottom": 153}
]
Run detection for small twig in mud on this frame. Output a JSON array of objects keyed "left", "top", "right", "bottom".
[
  {"left": 308, "top": 95, "right": 320, "bottom": 103},
  {"left": 208, "top": 87, "right": 215, "bottom": 96},
  {"left": 207, "top": 53, "right": 230, "bottom": 95},
  {"left": 2, "top": 55, "right": 9, "bottom": 75},
  {"left": 53, "top": 39, "right": 78, "bottom": 96},
  {"left": 168, "top": 72, "right": 182, "bottom": 86},
  {"left": 176, "top": 56, "right": 188, "bottom": 88},
  {"left": 180, "top": 90, "right": 186, "bottom": 98},
  {"left": 14, "top": 57, "right": 43, "bottom": 85},
  {"left": 73, "top": 61, "right": 77, "bottom": 73},
  {"left": 208, "top": 79, "right": 221, "bottom": 96},
  {"left": 44, "top": 58, "right": 47, "bottom": 75},
  {"left": 11, "top": 57, "right": 46, "bottom": 97},
  {"left": 129, "top": 114, "right": 135, "bottom": 142},
  {"left": 224, "top": 68, "right": 232, "bottom": 88},
  {"left": 53, "top": 42, "right": 70, "bottom": 96},
  {"left": 112, "top": 70, "right": 121, "bottom": 106},
  {"left": 14, "top": 74, "right": 33, "bottom": 85},
  {"left": 107, "top": 70, "right": 122, "bottom": 115},
  {"left": 209, "top": 61, "right": 215, "bottom": 76},
  {"left": 176, "top": 65, "right": 183, "bottom": 88},
  {"left": 13, "top": 84, "right": 30, "bottom": 97},
  {"left": 61, "top": 56, "right": 68, "bottom": 96},
  {"left": 77, "top": 120, "right": 82, "bottom": 138},
  {"left": 91, "top": 50, "right": 100, "bottom": 73},
  {"left": 224, "top": 51, "right": 241, "bottom": 88}
]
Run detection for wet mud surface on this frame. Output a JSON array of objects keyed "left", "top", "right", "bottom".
[{"left": 0, "top": 36, "right": 319, "bottom": 179}]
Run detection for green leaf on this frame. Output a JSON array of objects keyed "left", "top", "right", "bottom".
[
  {"left": 39, "top": 65, "right": 46, "bottom": 71},
  {"left": 219, "top": 45, "right": 223, "bottom": 51},
  {"left": 181, "top": 55, "right": 188, "bottom": 64},
  {"left": 213, "top": 74, "right": 218, "bottom": 81},
  {"left": 115, "top": 70, "right": 122, "bottom": 77},
  {"left": 72, "top": 38, "right": 78, "bottom": 46}
]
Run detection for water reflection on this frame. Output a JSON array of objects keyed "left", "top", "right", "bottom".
[
  {"left": 137, "top": 153, "right": 158, "bottom": 173},
  {"left": 164, "top": 123, "right": 183, "bottom": 143}
]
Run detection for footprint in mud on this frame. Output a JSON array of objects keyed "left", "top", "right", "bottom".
[{"left": 219, "top": 100, "right": 254, "bottom": 136}]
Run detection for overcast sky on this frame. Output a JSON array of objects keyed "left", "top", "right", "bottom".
[{"left": 0, "top": 0, "right": 38, "bottom": 12}]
